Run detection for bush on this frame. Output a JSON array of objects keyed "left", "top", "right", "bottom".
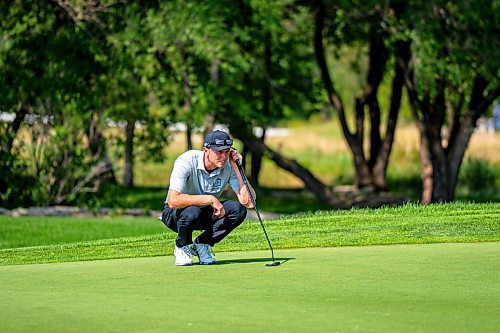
[
  {"left": 458, "top": 157, "right": 497, "bottom": 191},
  {"left": 0, "top": 151, "right": 37, "bottom": 209}
]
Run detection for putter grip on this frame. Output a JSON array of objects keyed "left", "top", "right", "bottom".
[{"left": 235, "top": 160, "right": 247, "bottom": 183}]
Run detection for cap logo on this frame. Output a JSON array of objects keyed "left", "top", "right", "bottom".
[{"left": 205, "top": 139, "right": 233, "bottom": 148}]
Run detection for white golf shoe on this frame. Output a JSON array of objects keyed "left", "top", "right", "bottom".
[
  {"left": 192, "top": 241, "right": 217, "bottom": 265},
  {"left": 174, "top": 245, "right": 194, "bottom": 266}
]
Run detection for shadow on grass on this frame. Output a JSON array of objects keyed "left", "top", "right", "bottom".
[{"left": 215, "top": 257, "right": 294, "bottom": 265}]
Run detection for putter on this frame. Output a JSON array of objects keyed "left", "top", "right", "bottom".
[{"left": 235, "top": 158, "right": 280, "bottom": 267}]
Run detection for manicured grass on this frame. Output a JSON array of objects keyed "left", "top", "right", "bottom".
[
  {"left": 1, "top": 202, "right": 499, "bottom": 266},
  {"left": 0, "top": 243, "right": 499, "bottom": 333}
]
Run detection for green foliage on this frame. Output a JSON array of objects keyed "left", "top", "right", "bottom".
[
  {"left": 408, "top": 1, "right": 499, "bottom": 101},
  {"left": 32, "top": 130, "right": 87, "bottom": 204},
  {"left": 458, "top": 157, "right": 498, "bottom": 191},
  {"left": 0, "top": 1, "right": 115, "bottom": 206},
  {"left": 0, "top": 122, "right": 37, "bottom": 208},
  {"left": 0, "top": 150, "right": 37, "bottom": 209},
  {"left": 1, "top": 0, "right": 498, "bottom": 207},
  {"left": 207, "top": 0, "right": 323, "bottom": 129},
  {"left": 144, "top": 0, "right": 238, "bottom": 129}
]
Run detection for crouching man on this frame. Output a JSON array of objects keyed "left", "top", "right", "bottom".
[{"left": 161, "top": 130, "right": 256, "bottom": 266}]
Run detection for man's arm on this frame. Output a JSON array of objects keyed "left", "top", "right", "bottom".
[
  {"left": 167, "top": 189, "right": 225, "bottom": 218},
  {"left": 233, "top": 186, "right": 256, "bottom": 209},
  {"left": 228, "top": 150, "right": 256, "bottom": 209}
]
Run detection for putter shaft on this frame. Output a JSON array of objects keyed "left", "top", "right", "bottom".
[{"left": 235, "top": 159, "right": 277, "bottom": 263}]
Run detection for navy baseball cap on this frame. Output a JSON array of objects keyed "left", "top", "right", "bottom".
[{"left": 204, "top": 130, "right": 234, "bottom": 151}]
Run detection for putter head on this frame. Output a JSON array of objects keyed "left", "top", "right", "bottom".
[{"left": 266, "top": 261, "right": 280, "bottom": 267}]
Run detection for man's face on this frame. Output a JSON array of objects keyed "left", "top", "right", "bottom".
[{"left": 207, "top": 148, "right": 230, "bottom": 168}]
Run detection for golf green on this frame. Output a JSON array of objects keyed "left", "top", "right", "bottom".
[{"left": 1, "top": 243, "right": 499, "bottom": 333}]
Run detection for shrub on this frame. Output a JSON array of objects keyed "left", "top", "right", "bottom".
[{"left": 459, "top": 157, "right": 497, "bottom": 191}]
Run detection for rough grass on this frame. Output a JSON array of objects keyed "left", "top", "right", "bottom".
[{"left": 1, "top": 202, "right": 498, "bottom": 266}]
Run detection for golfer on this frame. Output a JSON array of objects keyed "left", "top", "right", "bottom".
[{"left": 161, "top": 130, "right": 256, "bottom": 266}]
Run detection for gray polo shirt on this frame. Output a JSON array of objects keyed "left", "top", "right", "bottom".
[{"left": 165, "top": 150, "right": 240, "bottom": 205}]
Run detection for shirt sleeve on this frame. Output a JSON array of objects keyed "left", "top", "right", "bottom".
[
  {"left": 168, "top": 157, "right": 191, "bottom": 193},
  {"left": 228, "top": 167, "right": 240, "bottom": 192}
]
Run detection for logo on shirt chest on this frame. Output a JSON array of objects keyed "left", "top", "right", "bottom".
[{"left": 205, "top": 178, "right": 222, "bottom": 193}]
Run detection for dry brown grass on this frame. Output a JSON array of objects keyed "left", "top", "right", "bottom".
[
  {"left": 257, "top": 121, "right": 499, "bottom": 188},
  {"left": 144, "top": 121, "right": 499, "bottom": 189},
  {"left": 467, "top": 131, "right": 500, "bottom": 164},
  {"left": 13, "top": 119, "right": 498, "bottom": 189},
  {"left": 266, "top": 121, "right": 499, "bottom": 166}
]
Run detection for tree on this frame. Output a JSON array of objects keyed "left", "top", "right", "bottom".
[
  {"left": 312, "top": 0, "right": 410, "bottom": 191},
  {"left": 104, "top": 6, "right": 159, "bottom": 187},
  {"left": 0, "top": 1, "right": 118, "bottom": 205},
  {"left": 403, "top": 1, "right": 499, "bottom": 202},
  {"left": 54, "top": 1, "right": 171, "bottom": 189},
  {"left": 146, "top": 0, "right": 237, "bottom": 151},
  {"left": 217, "top": 0, "right": 323, "bottom": 185}
]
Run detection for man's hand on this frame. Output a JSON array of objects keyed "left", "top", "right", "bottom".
[
  {"left": 229, "top": 148, "right": 242, "bottom": 164},
  {"left": 211, "top": 196, "right": 225, "bottom": 218},
  {"left": 168, "top": 190, "right": 226, "bottom": 215}
]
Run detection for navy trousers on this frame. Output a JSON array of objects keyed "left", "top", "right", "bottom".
[{"left": 161, "top": 200, "right": 247, "bottom": 248}]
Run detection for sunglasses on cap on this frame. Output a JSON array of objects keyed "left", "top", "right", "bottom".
[{"left": 204, "top": 139, "right": 233, "bottom": 148}]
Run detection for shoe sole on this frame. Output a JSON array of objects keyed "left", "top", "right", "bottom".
[
  {"left": 175, "top": 262, "right": 193, "bottom": 266},
  {"left": 199, "top": 261, "right": 217, "bottom": 265}
]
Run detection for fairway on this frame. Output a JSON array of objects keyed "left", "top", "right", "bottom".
[{"left": 1, "top": 243, "right": 499, "bottom": 333}]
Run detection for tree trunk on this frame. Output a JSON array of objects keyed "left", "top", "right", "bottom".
[
  {"left": 250, "top": 32, "right": 272, "bottom": 186},
  {"left": 86, "top": 112, "right": 116, "bottom": 185},
  {"left": 202, "top": 58, "right": 220, "bottom": 143},
  {"left": 405, "top": 54, "right": 500, "bottom": 202},
  {"left": 242, "top": 135, "right": 345, "bottom": 207},
  {"left": 372, "top": 41, "right": 409, "bottom": 189},
  {"left": 427, "top": 127, "right": 450, "bottom": 202},
  {"left": 314, "top": 1, "right": 401, "bottom": 190},
  {"left": 419, "top": 134, "right": 433, "bottom": 204},
  {"left": 250, "top": 127, "right": 266, "bottom": 186},
  {"left": 123, "top": 120, "right": 135, "bottom": 188},
  {"left": 203, "top": 112, "right": 215, "bottom": 141},
  {"left": 241, "top": 144, "right": 249, "bottom": 174},
  {"left": 181, "top": 45, "right": 193, "bottom": 151},
  {"left": 228, "top": 114, "right": 345, "bottom": 207},
  {"left": 439, "top": 76, "right": 499, "bottom": 201},
  {"left": 314, "top": 2, "right": 369, "bottom": 188}
]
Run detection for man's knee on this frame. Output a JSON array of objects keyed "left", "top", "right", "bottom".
[
  {"left": 162, "top": 207, "right": 177, "bottom": 232},
  {"left": 224, "top": 201, "right": 247, "bottom": 223},
  {"left": 178, "top": 206, "right": 202, "bottom": 224}
]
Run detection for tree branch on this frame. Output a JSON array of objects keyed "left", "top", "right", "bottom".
[
  {"left": 53, "top": 0, "right": 123, "bottom": 27},
  {"left": 313, "top": 0, "right": 351, "bottom": 138}
]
